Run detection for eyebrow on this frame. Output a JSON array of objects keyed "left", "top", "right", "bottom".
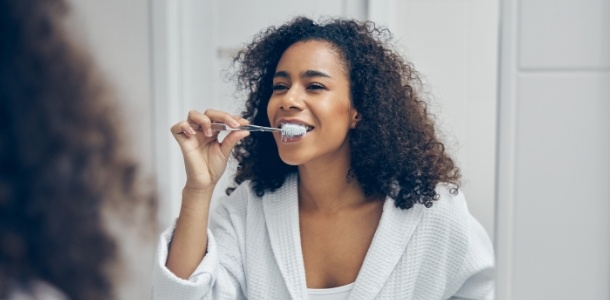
[{"left": 274, "top": 70, "right": 332, "bottom": 79}]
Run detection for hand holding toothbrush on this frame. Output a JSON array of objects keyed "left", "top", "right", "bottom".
[{"left": 170, "top": 109, "right": 251, "bottom": 198}]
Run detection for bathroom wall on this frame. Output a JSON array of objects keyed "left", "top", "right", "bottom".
[{"left": 496, "top": 0, "right": 610, "bottom": 298}]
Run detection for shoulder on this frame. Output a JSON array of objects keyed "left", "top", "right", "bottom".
[
  {"left": 423, "top": 184, "right": 470, "bottom": 222},
  {"left": 417, "top": 183, "right": 494, "bottom": 263},
  {"left": 224, "top": 180, "right": 258, "bottom": 203},
  {"left": 426, "top": 186, "right": 495, "bottom": 297},
  {"left": 208, "top": 181, "right": 261, "bottom": 239},
  {"left": 416, "top": 184, "right": 480, "bottom": 250},
  {"left": 214, "top": 180, "right": 259, "bottom": 216},
  {"left": 398, "top": 184, "right": 494, "bottom": 297}
]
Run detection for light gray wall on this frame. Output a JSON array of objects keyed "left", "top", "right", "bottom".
[{"left": 496, "top": 0, "right": 610, "bottom": 299}]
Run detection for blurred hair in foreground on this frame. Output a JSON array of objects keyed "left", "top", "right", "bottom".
[{"left": 0, "top": 0, "right": 156, "bottom": 299}]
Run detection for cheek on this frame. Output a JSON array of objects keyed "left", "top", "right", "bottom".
[
  {"left": 267, "top": 98, "right": 278, "bottom": 121},
  {"left": 320, "top": 100, "right": 352, "bottom": 122}
]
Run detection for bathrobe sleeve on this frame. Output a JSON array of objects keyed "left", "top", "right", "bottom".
[{"left": 151, "top": 189, "right": 248, "bottom": 300}]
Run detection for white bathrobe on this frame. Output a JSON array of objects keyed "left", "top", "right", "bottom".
[{"left": 152, "top": 174, "right": 494, "bottom": 299}]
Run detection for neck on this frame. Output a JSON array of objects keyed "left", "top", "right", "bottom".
[{"left": 297, "top": 163, "right": 367, "bottom": 214}]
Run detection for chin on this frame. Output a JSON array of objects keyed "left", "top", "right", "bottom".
[
  {"left": 277, "top": 149, "right": 307, "bottom": 166},
  {"left": 278, "top": 154, "right": 302, "bottom": 166}
]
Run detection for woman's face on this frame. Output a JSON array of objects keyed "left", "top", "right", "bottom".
[{"left": 267, "top": 40, "right": 358, "bottom": 166}]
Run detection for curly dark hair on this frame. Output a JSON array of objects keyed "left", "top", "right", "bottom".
[
  {"left": 228, "top": 16, "right": 460, "bottom": 210},
  {"left": 0, "top": 0, "right": 154, "bottom": 299}
]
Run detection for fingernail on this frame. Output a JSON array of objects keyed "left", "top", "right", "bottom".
[
  {"left": 189, "top": 128, "right": 196, "bottom": 134},
  {"left": 206, "top": 129, "right": 213, "bottom": 137},
  {"left": 231, "top": 120, "right": 240, "bottom": 126}
]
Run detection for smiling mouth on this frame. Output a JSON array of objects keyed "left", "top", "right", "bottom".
[
  {"left": 277, "top": 122, "right": 314, "bottom": 132},
  {"left": 277, "top": 122, "right": 313, "bottom": 142}
]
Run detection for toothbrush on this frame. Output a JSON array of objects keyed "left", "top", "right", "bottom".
[{"left": 189, "top": 123, "right": 307, "bottom": 138}]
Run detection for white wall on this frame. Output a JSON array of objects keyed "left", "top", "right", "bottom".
[
  {"left": 496, "top": 0, "right": 610, "bottom": 299},
  {"left": 65, "top": 1, "right": 155, "bottom": 299},
  {"left": 368, "top": 0, "right": 499, "bottom": 239}
]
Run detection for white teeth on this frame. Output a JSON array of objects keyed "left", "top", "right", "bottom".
[{"left": 280, "top": 123, "right": 307, "bottom": 138}]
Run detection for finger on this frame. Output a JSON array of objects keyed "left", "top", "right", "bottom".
[
  {"left": 209, "top": 112, "right": 242, "bottom": 129},
  {"left": 192, "top": 109, "right": 241, "bottom": 136},
  {"left": 219, "top": 130, "right": 250, "bottom": 158},
  {"left": 231, "top": 115, "right": 250, "bottom": 126},
  {"left": 201, "top": 109, "right": 235, "bottom": 121},
  {"left": 188, "top": 110, "right": 213, "bottom": 137},
  {"left": 171, "top": 121, "right": 196, "bottom": 135},
  {"left": 203, "top": 110, "right": 252, "bottom": 130}
]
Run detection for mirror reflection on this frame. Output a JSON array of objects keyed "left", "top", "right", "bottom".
[{"left": 7, "top": 0, "right": 608, "bottom": 299}]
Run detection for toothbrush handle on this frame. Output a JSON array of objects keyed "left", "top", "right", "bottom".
[
  {"left": 235, "top": 124, "right": 281, "bottom": 133},
  {"left": 190, "top": 123, "right": 280, "bottom": 133}
]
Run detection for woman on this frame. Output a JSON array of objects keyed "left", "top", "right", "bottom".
[
  {"left": 153, "top": 17, "right": 494, "bottom": 299},
  {"left": 0, "top": 0, "right": 155, "bottom": 299}
]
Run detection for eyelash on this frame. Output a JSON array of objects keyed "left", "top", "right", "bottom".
[
  {"left": 272, "top": 83, "right": 326, "bottom": 91},
  {"left": 272, "top": 84, "right": 287, "bottom": 91},
  {"left": 308, "top": 83, "right": 325, "bottom": 90}
]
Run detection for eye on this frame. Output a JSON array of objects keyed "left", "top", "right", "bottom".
[
  {"left": 272, "top": 83, "right": 288, "bottom": 92},
  {"left": 307, "top": 83, "right": 326, "bottom": 90}
]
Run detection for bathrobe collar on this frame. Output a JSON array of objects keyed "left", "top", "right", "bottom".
[{"left": 262, "top": 173, "right": 425, "bottom": 299}]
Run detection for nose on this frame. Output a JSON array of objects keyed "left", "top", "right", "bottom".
[{"left": 279, "top": 86, "right": 304, "bottom": 111}]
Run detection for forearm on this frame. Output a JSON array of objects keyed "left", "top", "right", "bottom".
[{"left": 166, "top": 187, "right": 214, "bottom": 279}]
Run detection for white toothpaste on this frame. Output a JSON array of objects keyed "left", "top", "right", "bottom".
[{"left": 280, "top": 123, "right": 307, "bottom": 138}]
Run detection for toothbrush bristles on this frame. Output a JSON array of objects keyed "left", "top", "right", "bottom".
[{"left": 280, "top": 123, "right": 307, "bottom": 137}]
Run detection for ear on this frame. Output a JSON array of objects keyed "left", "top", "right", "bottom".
[{"left": 350, "top": 109, "right": 360, "bottom": 128}]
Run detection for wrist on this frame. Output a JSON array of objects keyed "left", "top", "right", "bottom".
[{"left": 181, "top": 186, "right": 214, "bottom": 211}]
